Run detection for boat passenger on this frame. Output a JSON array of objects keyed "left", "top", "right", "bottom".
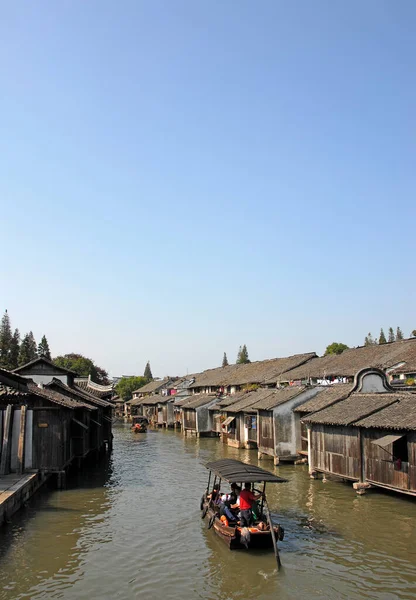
[{"left": 239, "top": 483, "right": 263, "bottom": 527}]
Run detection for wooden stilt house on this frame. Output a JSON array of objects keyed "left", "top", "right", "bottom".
[{"left": 302, "top": 368, "right": 416, "bottom": 496}]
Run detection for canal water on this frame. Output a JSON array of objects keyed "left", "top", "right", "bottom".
[{"left": 0, "top": 424, "right": 415, "bottom": 600}]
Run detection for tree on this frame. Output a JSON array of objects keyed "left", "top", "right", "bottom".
[
  {"left": 396, "top": 327, "right": 404, "bottom": 341},
  {"left": 19, "top": 333, "right": 35, "bottom": 366},
  {"left": 222, "top": 352, "right": 229, "bottom": 367},
  {"left": 143, "top": 361, "right": 153, "bottom": 380},
  {"left": 364, "top": 332, "right": 377, "bottom": 346},
  {"left": 0, "top": 309, "right": 13, "bottom": 369},
  {"left": 53, "top": 353, "right": 110, "bottom": 384},
  {"left": 237, "top": 344, "right": 250, "bottom": 364},
  {"left": 388, "top": 327, "right": 395, "bottom": 343},
  {"left": 9, "top": 329, "right": 20, "bottom": 369},
  {"left": 116, "top": 376, "right": 148, "bottom": 401},
  {"left": 378, "top": 328, "right": 387, "bottom": 344},
  {"left": 412, "top": 330, "right": 416, "bottom": 338},
  {"left": 27, "top": 332, "right": 37, "bottom": 361},
  {"left": 38, "top": 335, "right": 51, "bottom": 360},
  {"left": 324, "top": 342, "right": 349, "bottom": 356}
]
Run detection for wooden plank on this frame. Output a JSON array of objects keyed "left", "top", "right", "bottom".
[
  {"left": 0, "top": 405, "right": 13, "bottom": 476},
  {"left": 72, "top": 418, "right": 89, "bottom": 431},
  {"left": 17, "top": 405, "right": 27, "bottom": 475}
]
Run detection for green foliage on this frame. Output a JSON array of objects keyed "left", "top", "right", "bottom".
[
  {"left": 378, "top": 329, "right": 387, "bottom": 344},
  {"left": 143, "top": 361, "right": 153, "bottom": 380},
  {"left": 396, "top": 327, "right": 404, "bottom": 341},
  {"left": 18, "top": 332, "right": 38, "bottom": 366},
  {"left": 236, "top": 344, "right": 250, "bottom": 364},
  {"left": 412, "top": 330, "right": 416, "bottom": 338},
  {"left": 116, "top": 376, "right": 149, "bottom": 401},
  {"left": 53, "top": 353, "right": 110, "bottom": 384},
  {"left": 388, "top": 327, "right": 395, "bottom": 343},
  {"left": 324, "top": 342, "right": 349, "bottom": 356},
  {"left": 9, "top": 329, "right": 20, "bottom": 369},
  {"left": 38, "top": 335, "right": 51, "bottom": 360},
  {"left": 242, "top": 383, "right": 259, "bottom": 392},
  {"left": 222, "top": 352, "right": 229, "bottom": 367},
  {"left": 0, "top": 310, "right": 13, "bottom": 369},
  {"left": 364, "top": 332, "right": 377, "bottom": 346}
]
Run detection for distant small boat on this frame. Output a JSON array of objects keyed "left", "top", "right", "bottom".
[
  {"left": 200, "top": 459, "right": 287, "bottom": 567},
  {"left": 131, "top": 416, "right": 148, "bottom": 433}
]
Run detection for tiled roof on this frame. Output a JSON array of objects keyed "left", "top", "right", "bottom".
[
  {"left": 48, "top": 379, "right": 113, "bottom": 408},
  {"left": 75, "top": 377, "right": 113, "bottom": 397},
  {"left": 27, "top": 383, "right": 95, "bottom": 410},
  {"left": 183, "top": 393, "right": 219, "bottom": 409},
  {"left": 302, "top": 393, "right": 399, "bottom": 426},
  {"left": 132, "top": 378, "right": 177, "bottom": 394},
  {"left": 188, "top": 353, "right": 317, "bottom": 388},
  {"left": 294, "top": 384, "right": 354, "bottom": 413},
  {"left": 250, "top": 386, "right": 308, "bottom": 411},
  {"left": 354, "top": 394, "right": 416, "bottom": 430},
  {"left": 14, "top": 356, "right": 78, "bottom": 375},
  {"left": 279, "top": 338, "right": 416, "bottom": 381}
]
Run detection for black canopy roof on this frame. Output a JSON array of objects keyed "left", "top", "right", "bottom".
[{"left": 204, "top": 459, "right": 288, "bottom": 484}]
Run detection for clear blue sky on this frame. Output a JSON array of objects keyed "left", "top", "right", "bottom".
[{"left": 1, "top": 1, "right": 415, "bottom": 378}]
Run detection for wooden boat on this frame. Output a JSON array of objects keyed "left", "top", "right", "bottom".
[
  {"left": 200, "top": 459, "right": 287, "bottom": 566},
  {"left": 131, "top": 416, "right": 148, "bottom": 433}
]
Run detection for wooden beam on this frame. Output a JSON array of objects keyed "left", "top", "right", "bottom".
[
  {"left": 17, "top": 405, "right": 27, "bottom": 475},
  {"left": 0, "top": 405, "right": 13, "bottom": 476}
]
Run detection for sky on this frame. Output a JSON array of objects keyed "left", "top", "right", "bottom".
[{"left": 1, "top": 1, "right": 415, "bottom": 378}]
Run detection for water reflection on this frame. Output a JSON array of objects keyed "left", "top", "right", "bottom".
[{"left": 0, "top": 425, "right": 415, "bottom": 600}]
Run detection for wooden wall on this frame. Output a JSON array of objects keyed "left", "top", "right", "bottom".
[
  {"left": 258, "top": 411, "right": 274, "bottom": 452},
  {"left": 363, "top": 430, "right": 416, "bottom": 492},
  {"left": 183, "top": 409, "right": 196, "bottom": 430},
  {"left": 310, "top": 424, "right": 361, "bottom": 480}
]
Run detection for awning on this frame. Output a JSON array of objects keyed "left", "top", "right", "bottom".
[
  {"left": 205, "top": 459, "right": 288, "bottom": 483},
  {"left": 371, "top": 434, "right": 403, "bottom": 448},
  {"left": 222, "top": 416, "right": 235, "bottom": 427}
]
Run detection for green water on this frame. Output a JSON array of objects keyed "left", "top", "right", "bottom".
[{"left": 0, "top": 424, "right": 415, "bottom": 600}]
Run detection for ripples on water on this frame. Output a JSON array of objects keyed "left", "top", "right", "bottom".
[{"left": 0, "top": 425, "right": 415, "bottom": 600}]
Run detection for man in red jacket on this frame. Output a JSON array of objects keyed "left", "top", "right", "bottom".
[{"left": 239, "top": 482, "right": 263, "bottom": 527}]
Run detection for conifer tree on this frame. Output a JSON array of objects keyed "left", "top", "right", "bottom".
[
  {"left": 379, "top": 328, "right": 387, "bottom": 344},
  {"left": 143, "top": 361, "right": 153, "bottom": 380},
  {"left": 19, "top": 332, "right": 37, "bottom": 365},
  {"left": 38, "top": 335, "right": 51, "bottom": 360},
  {"left": 388, "top": 327, "right": 395, "bottom": 343},
  {"left": 9, "top": 329, "right": 20, "bottom": 369},
  {"left": 222, "top": 352, "right": 229, "bottom": 367},
  {"left": 27, "top": 331, "right": 37, "bottom": 360},
  {"left": 0, "top": 309, "right": 13, "bottom": 369},
  {"left": 237, "top": 344, "right": 250, "bottom": 364},
  {"left": 19, "top": 334, "right": 32, "bottom": 366},
  {"left": 236, "top": 346, "right": 242, "bottom": 363},
  {"left": 396, "top": 327, "right": 404, "bottom": 341},
  {"left": 364, "top": 332, "right": 377, "bottom": 346}
]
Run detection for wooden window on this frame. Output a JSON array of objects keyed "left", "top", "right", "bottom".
[{"left": 393, "top": 436, "right": 408, "bottom": 462}]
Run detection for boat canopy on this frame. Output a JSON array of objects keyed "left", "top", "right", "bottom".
[{"left": 204, "top": 459, "right": 288, "bottom": 484}]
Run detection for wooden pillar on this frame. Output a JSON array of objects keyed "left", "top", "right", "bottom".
[
  {"left": 17, "top": 405, "right": 27, "bottom": 475},
  {"left": 359, "top": 428, "right": 365, "bottom": 483},
  {"left": 307, "top": 425, "right": 317, "bottom": 479},
  {"left": 0, "top": 405, "right": 13, "bottom": 476}
]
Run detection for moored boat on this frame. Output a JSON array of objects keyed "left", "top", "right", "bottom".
[
  {"left": 131, "top": 416, "right": 148, "bottom": 433},
  {"left": 200, "top": 458, "right": 287, "bottom": 565}
]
